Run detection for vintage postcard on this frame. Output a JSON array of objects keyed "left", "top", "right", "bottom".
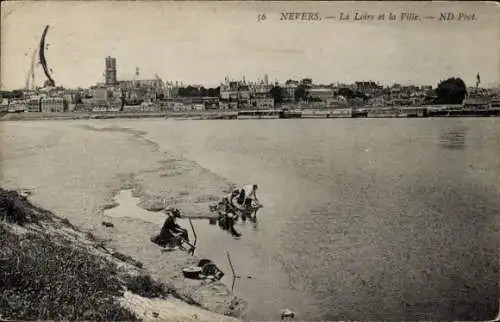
[{"left": 0, "top": 1, "right": 499, "bottom": 321}]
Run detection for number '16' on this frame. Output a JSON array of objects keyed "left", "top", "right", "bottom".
[{"left": 257, "top": 13, "right": 266, "bottom": 22}]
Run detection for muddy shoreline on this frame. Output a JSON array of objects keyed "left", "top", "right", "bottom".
[
  {"left": 1, "top": 121, "right": 248, "bottom": 320},
  {"left": 0, "top": 188, "right": 242, "bottom": 321}
]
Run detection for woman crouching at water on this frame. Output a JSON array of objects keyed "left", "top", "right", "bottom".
[
  {"left": 237, "top": 184, "right": 262, "bottom": 222},
  {"left": 151, "top": 208, "right": 189, "bottom": 248}
]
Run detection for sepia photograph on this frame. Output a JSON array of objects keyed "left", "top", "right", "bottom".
[{"left": 0, "top": 1, "right": 499, "bottom": 321}]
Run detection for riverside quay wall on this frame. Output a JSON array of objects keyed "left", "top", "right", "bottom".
[{"left": 1, "top": 106, "right": 499, "bottom": 121}]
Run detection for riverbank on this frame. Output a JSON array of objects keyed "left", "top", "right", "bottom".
[
  {"left": 1, "top": 121, "right": 246, "bottom": 320},
  {"left": 0, "top": 188, "right": 241, "bottom": 321},
  {"left": 0, "top": 111, "right": 238, "bottom": 121},
  {"left": 1, "top": 107, "right": 499, "bottom": 122}
]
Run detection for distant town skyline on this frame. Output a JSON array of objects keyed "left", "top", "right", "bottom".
[{"left": 1, "top": 1, "right": 498, "bottom": 90}]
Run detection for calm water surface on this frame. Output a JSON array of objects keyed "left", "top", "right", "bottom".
[{"left": 103, "top": 118, "right": 500, "bottom": 320}]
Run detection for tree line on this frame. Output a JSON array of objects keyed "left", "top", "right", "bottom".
[{"left": 177, "top": 86, "right": 220, "bottom": 97}]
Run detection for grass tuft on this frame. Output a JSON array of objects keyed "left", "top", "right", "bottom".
[
  {"left": 0, "top": 189, "right": 50, "bottom": 225},
  {"left": 112, "top": 252, "right": 144, "bottom": 269},
  {"left": 125, "top": 274, "right": 170, "bottom": 299}
]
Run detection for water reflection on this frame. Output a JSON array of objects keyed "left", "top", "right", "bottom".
[
  {"left": 439, "top": 127, "right": 467, "bottom": 149},
  {"left": 101, "top": 118, "right": 499, "bottom": 320}
]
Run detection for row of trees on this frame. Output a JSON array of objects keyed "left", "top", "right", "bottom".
[
  {"left": 268, "top": 84, "right": 367, "bottom": 103},
  {"left": 177, "top": 86, "right": 220, "bottom": 97},
  {"left": 0, "top": 90, "right": 24, "bottom": 100}
]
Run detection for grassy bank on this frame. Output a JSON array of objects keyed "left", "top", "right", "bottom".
[
  {"left": 0, "top": 189, "right": 138, "bottom": 320},
  {"left": 0, "top": 188, "right": 238, "bottom": 321}
]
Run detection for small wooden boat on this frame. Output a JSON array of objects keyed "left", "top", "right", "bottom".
[{"left": 182, "top": 266, "right": 202, "bottom": 279}]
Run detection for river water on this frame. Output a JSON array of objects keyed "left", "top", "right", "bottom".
[
  {"left": 106, "top": 117, "right": 499, "bottom": 321},
  {"left": 3, "top": 117, "right": 499, "bottom": 320}
]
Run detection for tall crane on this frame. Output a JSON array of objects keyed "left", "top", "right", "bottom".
[
  {"left": 39, "top": 25, "right": 56, "bottom": 87},
  {"left": 25, "top": 48, "right": 38, "bottom": 90}
]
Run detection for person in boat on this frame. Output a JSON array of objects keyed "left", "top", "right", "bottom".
[
  {"left": 218, "top": 189, "right": 242, "bottom": 237},
  {"left": 152, "top": 208, "right": 189, "bottom": 247},
  {"left": 238, "top": 184, "right": 262, "bottom": 222}
]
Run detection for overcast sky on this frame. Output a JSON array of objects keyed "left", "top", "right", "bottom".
[{"left": 1, "top": 1, "right": 498, "bottom": 90}]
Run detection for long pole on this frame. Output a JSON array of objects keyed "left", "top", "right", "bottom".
[
  {"left": 226, "top": 251, "right": 240, "bottom": 291},
  {"left": 188, "top": 218, "right": 197, "bottom": 255}
]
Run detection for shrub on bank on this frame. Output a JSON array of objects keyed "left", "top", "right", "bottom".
[
  {"left": 111, "top": 251, "right": 144, "bottom": 269},
  {"left": 125, "top": 274, "right": 170, "bottom": 299},
  {"left": 0, "top": 188, "right": 51, "bottom": 225},
  {"left": 0, "top": 225, "right": 138, "bottom": 321},
  {"left": 0, "top": 188, "right": 138, "bottom": 320}
]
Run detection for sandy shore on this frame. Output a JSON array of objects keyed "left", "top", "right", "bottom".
[{"left": 1, "top": 120, "right": 246, "bottom": 319}]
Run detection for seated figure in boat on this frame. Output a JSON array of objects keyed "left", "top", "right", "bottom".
[
  {"left": 151, "top": 208, "right": 189, "bottom": 248},
  {"left": 217, "top": 189, "right": 242, "bottom": 237},
  {"left": 237, "top": 184, "right": 263, "bottom": 222}
]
